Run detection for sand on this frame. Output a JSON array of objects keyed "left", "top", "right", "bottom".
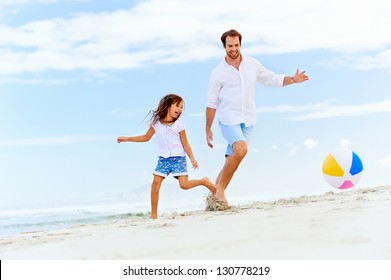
[{"left": 1, "top": 185, "right": 391, "bottom": 260}]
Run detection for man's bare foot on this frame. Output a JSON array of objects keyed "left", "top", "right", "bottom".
[
  {"left": 205, "top": 192, "right": 231, "bottom": 211},
  {"left": 215, "top": 186, "right": 228, "bottom": 204}
]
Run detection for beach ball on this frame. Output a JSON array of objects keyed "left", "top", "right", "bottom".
[{"left": 322, "top": 148, "right": 363, "bottom": 189}]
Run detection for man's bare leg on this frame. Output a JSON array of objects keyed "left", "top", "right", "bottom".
[{"left": 215, "top": 141, "right": 247, "bottom": 203}]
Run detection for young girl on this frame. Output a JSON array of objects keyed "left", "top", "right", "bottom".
[{"left": 117, "top": 94, "right": 216, "bottom": 219}]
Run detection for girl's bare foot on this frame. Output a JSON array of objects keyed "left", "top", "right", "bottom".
[
  {"left": 150, "top": 214, "right": 158, "bottom": 219},
  {"left": 203, "top": 177, "right": 216, "bottom": 194}
]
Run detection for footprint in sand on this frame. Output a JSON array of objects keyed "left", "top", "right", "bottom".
[{"left": 147, "top": 222, "right": 175, "bottom": 229}]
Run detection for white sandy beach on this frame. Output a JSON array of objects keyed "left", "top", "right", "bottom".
[{"left": 1, "top": 185, "right": 391, "bottom": 260}]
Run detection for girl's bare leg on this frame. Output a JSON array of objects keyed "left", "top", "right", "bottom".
[
  {"left": 177, "top": 176, "right": 216, "bottom": 194},
  {"left": 150, "top": 175, "right": 164, "bottom": 219}
]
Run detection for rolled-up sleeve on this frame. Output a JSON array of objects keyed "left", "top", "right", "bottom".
[
  {"left": 257, "top": 63, "right": 285, "bottom": 87},
  {"left": 206, "top": 73, "right": 221, "bottom": 109}
]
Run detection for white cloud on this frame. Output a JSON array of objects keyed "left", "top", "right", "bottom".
[
  {"left": 286, "top": 142, "right": 298, "bottom": 156},
  {"left": 292, "top": 100, "right": 391, "bottom": 121},
  {"left": 258, "top": 100, "right": 391, "bottom": 121},
  {"left": 304, "top": 138, "right": 319, "bottom": 150},
  {"left": 288, "top": 149, "right": 298, "bottom": 157},
  {"left": 379, "top": 154, "right": 391, "bottom": 168},
  {"left": 317, "top": 49, "right": 391, "bottom": 70},
  {"left": 0, "top": 76, "right": 72, "bottom": 85},
  {"left": 339, "top": 139, "right": 352, "bottom": 148},
  {"left": 0, "top": 136, "right": 106, "bottom": 147},
  {"left": 0, "top": 0, "right": 390, "bottom": 75},
  {"left": 0, "top": 0, "right": 85, "bottom": 17}
]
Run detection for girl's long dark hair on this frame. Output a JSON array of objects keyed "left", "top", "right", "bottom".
[{"left": 148, "top": 94, "right": 184, "bottom": 124}]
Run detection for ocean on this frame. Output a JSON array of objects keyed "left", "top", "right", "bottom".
[
  {"left": 0, "top": 187, "right": 214, "bottom": 238},
  {"left": 0, "top": 202, "right": 149, "bottom": 238}
]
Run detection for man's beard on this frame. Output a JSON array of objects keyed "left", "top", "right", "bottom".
[{"left": 227, "top": 51, "right": 240, "bottom": 59}]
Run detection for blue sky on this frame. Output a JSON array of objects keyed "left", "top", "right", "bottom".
[{"left": 1, "top": 0, "right": 391, "bottom": 210}]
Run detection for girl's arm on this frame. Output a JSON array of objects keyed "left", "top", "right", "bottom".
[
  {"left": 117, "top": 126, "right": 155, "bottom": 143},
  {"left": 179, "top": 130, "right": 198, "bottom": 169}
]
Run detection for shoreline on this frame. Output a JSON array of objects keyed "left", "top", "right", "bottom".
[{"left": 1, "top": 184, "right": 391, "bottom": 259}]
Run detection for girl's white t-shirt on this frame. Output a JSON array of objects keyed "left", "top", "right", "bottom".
[{"left": 152, "top": 119, "right": 186, "bottom": 158}]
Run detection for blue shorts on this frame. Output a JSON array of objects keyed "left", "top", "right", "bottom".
[
  {"left": 153, "top": 156, "right": 188, "bottom": 178},
  {"left": 219, "top": 123, "right": 254, "bottom": 156}
]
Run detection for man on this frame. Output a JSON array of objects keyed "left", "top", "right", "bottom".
[{"left": 206, "top": 29, "right": 308, "bottom": 207}]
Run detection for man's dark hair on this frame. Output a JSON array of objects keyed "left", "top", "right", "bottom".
[{"left": 220, "top": 29, "right": 242, "bottom": 47}]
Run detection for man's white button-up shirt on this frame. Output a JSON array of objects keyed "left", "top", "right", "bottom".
[{"left": 206, "top": 55, "right": 285, "bottom": 126}]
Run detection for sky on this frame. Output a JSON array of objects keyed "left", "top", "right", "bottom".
[{"left": 1, "top": 0, "right": 391, "bottom": 210}]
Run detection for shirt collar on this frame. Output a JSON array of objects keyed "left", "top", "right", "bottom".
[{"left": 222, "top": 54, "right": 246, "bottom": 67}]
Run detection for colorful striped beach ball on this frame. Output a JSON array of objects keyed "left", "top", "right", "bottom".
[{"left": 322, "top": 148, "right": 363, "bottom": 189}]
